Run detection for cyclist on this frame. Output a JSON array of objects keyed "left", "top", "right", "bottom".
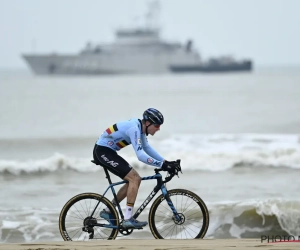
[{"left": 93, "top": 108, "right": 179, "bottom": 229}]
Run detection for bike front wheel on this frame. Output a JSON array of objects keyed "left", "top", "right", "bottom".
[
  {"left": 59, "top": 193, "right": 119, "bottom": 241},
  {"left": 149, "top": 189, "right": 209, "bottom": 239}
]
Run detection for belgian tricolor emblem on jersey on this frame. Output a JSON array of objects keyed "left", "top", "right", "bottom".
[
  {"left": 116, "top": 140, "right": 129, "bottom": 148},
  {"left": 106, "top": 124, "right": 118, "bottom": 134}
]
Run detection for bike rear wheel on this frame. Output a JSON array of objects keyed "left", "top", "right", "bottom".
[
  {"left": 149, "top": 189, "right": 209, "bottom": 239},
  {"left": 59, "top": 193, "right": 119, "bottom": 240}
]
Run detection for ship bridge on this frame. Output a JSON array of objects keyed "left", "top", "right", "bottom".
[{"left": 115, "top": 28, "right": 160, "bottom": 45}]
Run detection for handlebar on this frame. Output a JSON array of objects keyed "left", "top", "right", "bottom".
[{"left": 155, "top": 159, "right": 182, "bottom": 184}]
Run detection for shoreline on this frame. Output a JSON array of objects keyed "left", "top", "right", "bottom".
[{"left": 1, "top": 239, "right": 300, "bottom": 250}]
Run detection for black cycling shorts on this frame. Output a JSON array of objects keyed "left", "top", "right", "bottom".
[{"left": 93, "top": 144, "right": 132, "bottom": 179}]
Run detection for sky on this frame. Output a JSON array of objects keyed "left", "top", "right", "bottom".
[{"left": 0, "top": 0, "right": 300, "bottom": 69}]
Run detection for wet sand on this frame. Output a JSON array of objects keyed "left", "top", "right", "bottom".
[{"left": 0, "top": 239, "right": 300, "bottom": 250}]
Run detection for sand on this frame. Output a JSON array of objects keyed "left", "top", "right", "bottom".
[{"left": 0, "top": 239, "right": 299, "bottom": 250}]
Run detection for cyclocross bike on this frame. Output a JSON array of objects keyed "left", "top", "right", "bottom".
[{"left": 59, "top": 159, "right": 209, "bottom": 240}]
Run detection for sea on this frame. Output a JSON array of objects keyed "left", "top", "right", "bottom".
[{"left": 0, "top": 67, "right": 300, "bottom": 243}]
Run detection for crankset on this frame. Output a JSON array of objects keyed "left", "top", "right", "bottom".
[{"left": 118, "top": 227, "right": 134, "bottom": 236}]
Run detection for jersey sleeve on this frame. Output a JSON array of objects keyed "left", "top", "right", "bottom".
[
  {"left": 140, "top": 134, "right": 164, "bottom": 161},
  {"left": 126, "top": 126, "right": 163, "bottom": 167}
]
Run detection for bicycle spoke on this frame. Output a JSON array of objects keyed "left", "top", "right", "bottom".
[
  {"left": 149, "top": 189, "right": 209, "bottom": 239},
  {"left": 59, "top": 193, "right": 119, "bottom": 241}
]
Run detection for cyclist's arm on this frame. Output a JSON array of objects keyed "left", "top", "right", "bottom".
[
  {"left": 140, "top": 134, "right": 164, "bottom": 161},
  {"left": 126, "top": 126, "right": 163, "bottom": 167}
]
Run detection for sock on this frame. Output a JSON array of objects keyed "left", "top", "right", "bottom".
[
  {"left": 124, "top": 202, "right": 134, "bottom": 220},
  {"left": 105, "top": 199, "right": 117, "bottom": 213}
]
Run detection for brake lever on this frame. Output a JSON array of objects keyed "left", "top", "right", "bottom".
[
  {"left": 176, "top": 159, "right": 183, "bottom": 174},
  {"left": 175, "top": 168, "right": 181, "bottom": 178}
]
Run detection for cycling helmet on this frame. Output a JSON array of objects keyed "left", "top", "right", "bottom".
[{"left": 143, "top": 108, "right": 164, "bottom": 125}]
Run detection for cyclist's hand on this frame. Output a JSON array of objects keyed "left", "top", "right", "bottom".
[
  {"left": 164, "top": 160, "right": 178, "bottom": 165},
  {"left": 161, "top": 161, "right": 181, "bottom": 174}
]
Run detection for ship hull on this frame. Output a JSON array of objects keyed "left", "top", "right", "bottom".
[
  {"left": 23, "top": 54, "right": 252, "bottom": 75},
  {"left": 170, "top": 61, "right": 252, "bottom": 73},
  {"left": 22, "top": 52, "right": 199, "bottom": 75}
]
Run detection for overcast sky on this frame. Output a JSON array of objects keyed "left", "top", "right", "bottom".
[{"left": 1, "top": 0, "right": 299, "bottom": 69}]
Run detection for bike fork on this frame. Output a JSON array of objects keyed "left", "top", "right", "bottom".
[{"left": 161, "top": 185, "right": 181, "bottom": 222}]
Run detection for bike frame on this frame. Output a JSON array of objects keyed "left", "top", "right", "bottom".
[{"left": 89, "top": 167, "right": 181, "bottom": 229}]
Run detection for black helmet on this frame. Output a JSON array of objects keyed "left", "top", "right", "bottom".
[{"left": 143, "top": 108, "right": 164, "bottom": 125}]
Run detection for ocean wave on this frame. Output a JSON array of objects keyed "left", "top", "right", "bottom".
[
  {"left": 1, "top": 152, "right": 300, "bottom": 175},
  {"left": 206, "top": 199, "right": 300, "bottom": 238},
  {"left": 1, "top": 134, "right": 300, "bottom": 175},
  {"left": 0, "top": 208, "right": 60, "bottom": 243},
  {"left": 0, "top": 153, "right": 99, "bottom": 175},
  {"left": 1, "top": 199, "right": 299, "bottom": 242}
]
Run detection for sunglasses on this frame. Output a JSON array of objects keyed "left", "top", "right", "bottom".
[{"left": 153, "top": 124, "right": 160, "bottom": 128}]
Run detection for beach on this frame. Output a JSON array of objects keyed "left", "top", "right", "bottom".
[{"left": 1, "top": 239, "right": 300, "bottom": 250}]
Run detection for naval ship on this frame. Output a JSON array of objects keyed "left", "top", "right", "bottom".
[{"left": 22, "top": 3, "right": 252, "bottom": 75}]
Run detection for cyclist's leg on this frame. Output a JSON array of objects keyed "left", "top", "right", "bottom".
[
  {"left": 113, "top": 182, "right": 128, "bottom": 205},
  {"left": 93, "top": 145, "right": 131, "bottom": 178},
  {"left": 93, "top": 145, "right": 132, "bottom": 204},
  {"left": 104, "top": 169, "right": 141, "bottom": 212},
  {"left": 93, "top": 145, "right": 146, "bottom": 229},
  {"left": 123, "top": 169, "right": 141, "bottom": 219},
  {"left": 93, "top": 145, "right": 134, "bottom": 209},
  {"left": 120, "top": 169, "right": 147, "bottom": 229}
]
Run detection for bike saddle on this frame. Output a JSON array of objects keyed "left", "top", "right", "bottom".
[
  {"left": 91, "top": 160, "right": 109, "bottom": 170},
  {"left": 91, "top": 160, "right": 100, "bottom": 165}
]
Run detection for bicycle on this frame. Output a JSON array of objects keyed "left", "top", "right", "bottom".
[{"left": 59, "top": 159, "right": 209, "bottom": 240}]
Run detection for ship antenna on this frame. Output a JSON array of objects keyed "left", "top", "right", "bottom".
[{"left": 145, "top": 0, "right": 160, "bottom": 30}]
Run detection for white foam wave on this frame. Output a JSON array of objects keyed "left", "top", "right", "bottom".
[
  {"left": 206, "top": 198, "right": 300, "bottom": 238},
  {"left": 0, "top": 208, "right": 59, "bottom": 243},
  {"left": 0, "top": 153, "right": 99, "bottom": 175},
  {"left": 1, "top": 199, "right": 299, "bottom": 242},
  {"left": 1, "top": 134, "right": 300, "bottom": 174},
  {"left": 256, "top": 199, "right": 300, "bottom": 236},
  {"left": 157, "top": 133, "right": 300, "bottom": 171}
]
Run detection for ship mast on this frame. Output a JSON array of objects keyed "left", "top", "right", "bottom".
[{"left": 145, "top": 0, "right": 160, "bottom": 31}]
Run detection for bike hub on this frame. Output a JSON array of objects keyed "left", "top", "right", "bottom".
[
  {"left": 173, "top": 213, "right": 185, "bottom": 225},
  {"left": 83, "top": 216, "right": 97, "bottom": 227}
]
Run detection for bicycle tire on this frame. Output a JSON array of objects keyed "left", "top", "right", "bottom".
[
  {"left": 149, "top": 189, "right": 209, "bottom": 239},
  {"left": 59, "top": 192, "right": 119, "bottom": 240}
]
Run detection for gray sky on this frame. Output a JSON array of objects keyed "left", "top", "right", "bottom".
[{"left": 1, "top": 0, "right": 299, "bottom": 69}]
